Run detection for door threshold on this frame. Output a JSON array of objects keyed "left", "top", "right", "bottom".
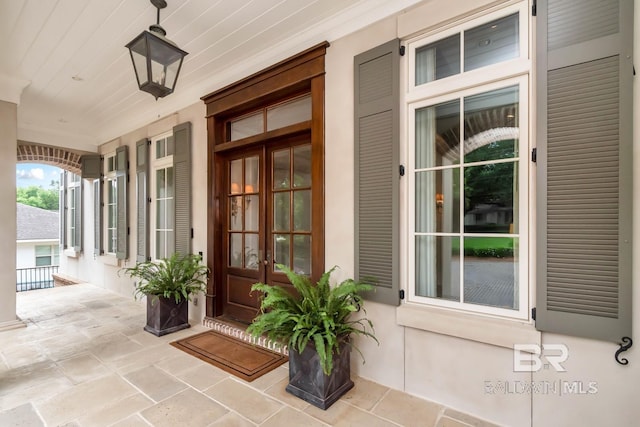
[{"left": 202, "top": 316, "right": 288, "bottom": 356}]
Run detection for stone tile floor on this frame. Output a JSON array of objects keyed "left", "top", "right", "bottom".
[{"left": 0, "top": 284, "right": 497, "bottom": 427}]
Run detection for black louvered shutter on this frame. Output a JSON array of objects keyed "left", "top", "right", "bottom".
[
  {"left": 173, "top": 122, "right": 192, "bottom": 256},
  {"left": 535, "top": 0, "right": 633, "bottom": 341},
  {"left": 136, "top": 138, "right": 150, "bottom": 262},
  {"left": 115, "top": 145, "right": 129, "bottom": 260},
  {"left": 354, "top": 39, "right": 400, "bottom": 305}
]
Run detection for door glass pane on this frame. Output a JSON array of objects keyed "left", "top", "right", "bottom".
[
  {"left": 416, "top": 236, "right": 460, "bottom": 301},
  {"left": 274, "top": 234, "right": 290, "bottom": 270},
  {"left": 293, "top": 235, "right": 311, "bottom": 275},
  {"left": 293, "top": 190, "right": 311, "bottom": 231},
  {"left": 273, "top": 150, "right": 290, "bottom": 189},
  {"left": 416, "top": 100, "right": 460, "bottom": 168},
  {"left": 230, "top": 159, "right": 242, "bottom": 194},
  {"left": 245, "top": 195, "right": 259, "bottom": 231},
  {"left": 464, "top": 162, "right": 516, "bottom": 234},
  {"left": 229, "top": 197, "right": 242, "bottom": 231},
  {"left": 293, "top": 145, "right": 311, "bottom": 188},
  {"left": 464, "top": 13, "right": 519, "bottom": 72},
  {"left": 245, "top": 156, "right": 259, "bottom": 193},
  {"left": 416, "top": 34, "right": 460, "bottom": 85},
  {"left": 464, "top": 85, "right": 519, "bottom": 163},
  {"left": 416, "top": 169, "right": 459, "bottom": 233},
  {"left": 229, "top": 233, "right": 242, "bottom": 267},
  {"left": 273, "top": 192, "right": 290, "bottom": 232},
  {"left": 267, "top": 95, "right": 312, "bottom": 131},
  {"left": 245, "top": 234, "right": 259, "bottom": 270},
  {"left": 463, "top": 237, "right": 518, "bottom": 310}
]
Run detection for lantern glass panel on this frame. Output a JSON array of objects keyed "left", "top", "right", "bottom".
[{"left": 128, "top": 37, "right": 149, "bottom": 85}]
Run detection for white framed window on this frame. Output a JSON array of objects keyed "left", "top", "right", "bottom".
[
  {"left": 35, "top": 245, "right": 59, "bottom": 266},
  {"left": 67, "top": 173, "right": 81, "bottom": 250},
  {"left": 151, "top": 132, "right": 175, "bottom": 260},
  {"left": 405, "top": 3, "right": 530, "bottom": 319},
  {"left": 104, "top": 152, "right": 117, "bottom": 254}
]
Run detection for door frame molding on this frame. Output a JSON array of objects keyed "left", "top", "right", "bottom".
[{"left": 202, "top": 42, "right": 328, "bottom": 320}]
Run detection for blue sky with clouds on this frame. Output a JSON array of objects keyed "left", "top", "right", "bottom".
[{"left": 16, "top": 163, "right": 61, "bottom": 189}]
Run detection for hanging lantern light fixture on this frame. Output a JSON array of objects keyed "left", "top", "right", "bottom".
[{"left": 126, "top": 0, "right": 188, "bottom": 99}]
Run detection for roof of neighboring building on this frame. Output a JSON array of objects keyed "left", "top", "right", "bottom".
[{"left": 16, "top": 203, "right": 59, "bottom": 241}]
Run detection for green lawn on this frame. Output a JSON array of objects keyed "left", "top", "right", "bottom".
[{"left": 452, "top": 237, "right": 514, "bottom": 252}]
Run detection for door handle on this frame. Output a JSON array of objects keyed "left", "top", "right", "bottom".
[{"left": 259, "top": 249, "right": 271, "bottom": 266}]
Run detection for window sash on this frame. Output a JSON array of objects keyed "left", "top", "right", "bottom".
[
  {"left": 407, "top": 76, "right": 529, "bottom": 319},
  {"left": 35, "top": 245, "right": 59, "bottom": 266},
  {"left": 67, "top": 177, "right": 80, "bottom": 250},
  {"left": 103, "top": 153, "right": 117, "bottom": 255},
  {"left": 150, "top": 131, "right": 174, "bottom": 261},
  {"left": 105, "top": 177, "right": 117, "bottom": 254}
]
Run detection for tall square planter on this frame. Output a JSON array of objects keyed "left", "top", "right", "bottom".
[
  {"left": 144, "top": 296, "right": 190, "bottom": 336},
  {"left": 285, "top": 339, "right": 354, "bottom": 410}
]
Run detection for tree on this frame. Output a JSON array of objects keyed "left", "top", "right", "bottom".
[{"left": 17, "top": 186, "right": 59, "bottom": 211}]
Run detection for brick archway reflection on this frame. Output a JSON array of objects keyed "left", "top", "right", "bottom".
[{"left": 17, "top": 142, "right": 86, "bottom": 175}]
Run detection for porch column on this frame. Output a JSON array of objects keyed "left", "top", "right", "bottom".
[{"left": 0, "top": 75, "right": 29, "bottom": 331}]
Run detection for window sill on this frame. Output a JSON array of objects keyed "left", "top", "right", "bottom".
[
  {"left": 396, "top": 303, "right": 540, "bottom": 349},
  {"left": 101, "top": 254, "right": 121, "bottom": 267},
  {"left": 63, "top": 249, "right": 80, "bottom": 258}
]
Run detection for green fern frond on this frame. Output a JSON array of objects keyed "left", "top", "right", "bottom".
[{"left": 246, "top": 264, "right": 377, "bottom": 375}]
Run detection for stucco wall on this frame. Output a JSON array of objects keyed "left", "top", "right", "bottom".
[{"left": 59, "top": 101, "right": 208, "bottom": 322}]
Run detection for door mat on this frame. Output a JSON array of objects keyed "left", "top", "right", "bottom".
[{"left": 170, "top": 330, "right": 287, "bottom": 382}]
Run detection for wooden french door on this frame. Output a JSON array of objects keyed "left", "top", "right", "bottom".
[{"left": 220, "top": 135, "right": 312, "bottom": 323}]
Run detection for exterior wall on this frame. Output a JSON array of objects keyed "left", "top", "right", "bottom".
[
  {"left": 16, "top": 239, "right": 58, "bottom": 268},
  {"left": 59, "top": 101, "right": 209, "bottom": 322},
  {"left": 16, "top": 242, "right": 35, "bottom": 269}
]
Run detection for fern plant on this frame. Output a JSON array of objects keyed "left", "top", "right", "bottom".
[
  {"left": 121, "top": 253, "right": 209, "bottom": 304},
  {"left": 247, "top": 264, "right": 377, "bottom": 375}
]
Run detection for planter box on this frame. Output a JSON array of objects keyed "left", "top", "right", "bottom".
[
  {"left": 144, "top": 296, "right": 190, "bottom": 336},
  {"left": 286, "top": 340, "right": 354, "bottom": 410}
]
